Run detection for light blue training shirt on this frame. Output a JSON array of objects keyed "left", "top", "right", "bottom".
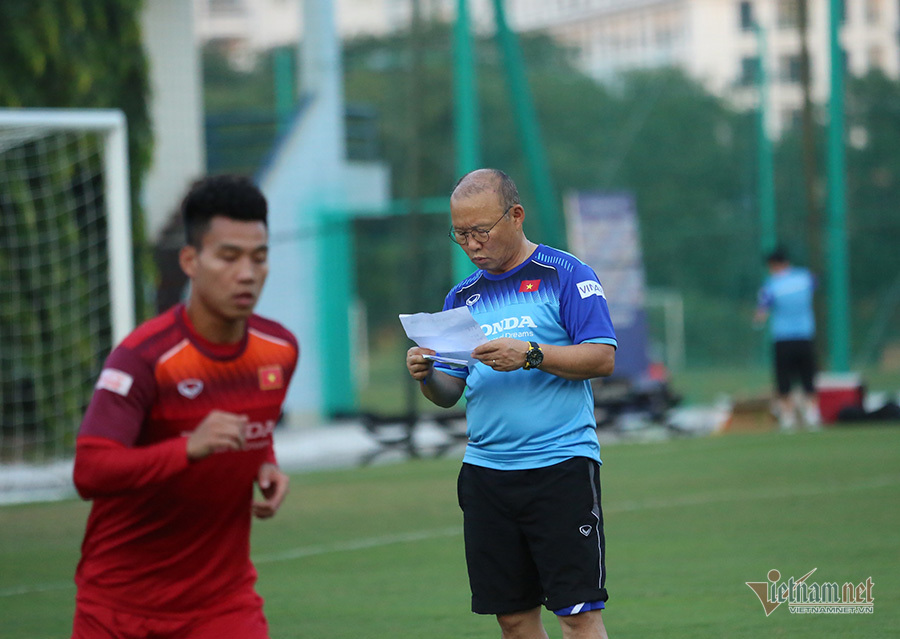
[
  {"left": 757, "top": 266, "right": 816, "bottom": 341},
  {"left": 436, "top": 245, "right": 617, "bottom": 471}
]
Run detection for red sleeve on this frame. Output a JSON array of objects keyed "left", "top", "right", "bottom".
[
  {"left": 73, "top": 436, "right": 191, "bottom": 499},
  {"left": 79, "top": 346, "right": 156, "bottom": 445},
  {"left": 264, "top": 444, "right": 277, "bottom": 466}
]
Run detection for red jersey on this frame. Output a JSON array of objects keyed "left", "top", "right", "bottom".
[{"left": 73, "top": 304, "right": 298, "bottom": 616}]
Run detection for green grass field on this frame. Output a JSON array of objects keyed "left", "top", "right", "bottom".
[{"left": 1, "top": 426, "right": 898, "bottom": 638}]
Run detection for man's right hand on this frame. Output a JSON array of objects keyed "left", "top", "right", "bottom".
[
  {"left": 406, "top": 346, "right": 436, "bottom": 382},
  {"left": 186, "top": 410, "right": 248, "bottom": 460}
]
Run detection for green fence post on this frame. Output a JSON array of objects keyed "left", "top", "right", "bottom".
[
  {"left": 452, "top": 0, "right": 480, "bottom": 280},
  {"left": 273, "top": 48, "right": 294, "bottom": 135},
  {"left": 756, "top": 24, "right": 776, "bottom": 256},
  {"left": 826, "top": 0, "right": 851, "bottom": 372},
  {"left": 317, "top": 210, "right": 358, "bottom": 416},
  {"left": 491, "top": 0, "right": 564, "bottom": 249}
]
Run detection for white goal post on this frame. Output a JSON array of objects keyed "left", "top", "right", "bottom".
[
  {"left": 0, "top": 108, "right": 135, "bottom": 472},
  {"left": 0, "top": 109, "right": 135, "bottom": 343}
]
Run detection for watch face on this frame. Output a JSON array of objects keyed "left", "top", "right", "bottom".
[{"left": 526, "top": 346, "right": 543, "bottom": 368}]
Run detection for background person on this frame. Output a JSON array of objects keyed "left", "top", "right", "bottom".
[
  {"left": 406, "top": 169, "right": 617, "bottom": 639},
  {"left": 71, "top": 175, "right": 299, "bottom": 639},
  {"left": 754, "top": 247, "right": 820, "bottom": 430}
]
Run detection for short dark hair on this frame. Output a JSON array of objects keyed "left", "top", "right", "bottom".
[
  {"left": 766, "top": 246, "right": 789, "bottom": 265},
  {"left": 181, "top": 174, "right": 268, "bottom": 247},
  {"left": 452, "top": 168, "right": 521, "bottom": 211}
]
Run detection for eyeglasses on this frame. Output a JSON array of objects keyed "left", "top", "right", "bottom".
[{"left": 448, "top": 206, "right": 513, "bottom": 245}]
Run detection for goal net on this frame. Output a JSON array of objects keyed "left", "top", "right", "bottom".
[{"left": 0, "top": 109, "right": 134, "bottom": 468}]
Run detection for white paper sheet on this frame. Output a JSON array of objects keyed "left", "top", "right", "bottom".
[{"left": 399, "top": 306, "right": 487, "bottom": 368}]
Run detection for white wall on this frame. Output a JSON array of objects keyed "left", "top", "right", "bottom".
[
  {"left": 141, "top": 0, "right": 206, "bottom": 240},
  {"left": 255, "top": 0, "right": 390, "bottom": 422},
  {"left": 256, "top": 94, "right": 345, "bottom": 423}
]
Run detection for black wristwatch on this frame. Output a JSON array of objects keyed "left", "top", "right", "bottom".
[{"left": 523, "top": 341, "right": 543, "bottom": 370}]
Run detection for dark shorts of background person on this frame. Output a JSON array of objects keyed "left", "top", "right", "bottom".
[
  {"left": 773, "top": 339, "right": 817, "bottom": 396},
  {"left": 457, "top": 456, "right": 607, "bottom": 616}
]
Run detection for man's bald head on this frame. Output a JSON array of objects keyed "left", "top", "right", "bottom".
[{"left": 452, "top": 168, "right": 521, "bottom": 211}]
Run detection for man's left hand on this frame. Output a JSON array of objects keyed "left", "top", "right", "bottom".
[
  {"left": 253, "top": 463, "right": 289, "bottom": 519},
  {"left": 471, "top": 338, "right": 528, "bottom": 371}
]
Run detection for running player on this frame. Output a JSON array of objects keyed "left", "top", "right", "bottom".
[{"left": 71, "top": 175, "right": 299, "bottom": 639}]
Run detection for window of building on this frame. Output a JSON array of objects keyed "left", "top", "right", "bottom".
[
  {"left": 866, "top": 0, "right": 882, "bottom": 23},
  {"left": 777, "top": 0, "right": 799, "bottom": 28},
  {"left": 739, "top": 56, "right": 759, "bottom": 85},
  {"left": 779, "top": 54, "right": 803, "bottom": 82},
  {"left": 780, "top": 108, "right": 802, "bottom": 130},
  {"left": 209, "top": 0, "right": 244, "bottom": 15},
  {"left": 739, "top": 1, "right": 755, "bottom": 31},
  {"left": 868, "top": 45, "right": 884, "bottom": 68}
]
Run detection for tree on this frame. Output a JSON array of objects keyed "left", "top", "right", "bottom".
[
  {"left": 0, "top": 0, "right": 153, "bottom": 245},
  {"left": 344, "top": 24, "right": 762, "bottom": 365},
  {"left": 0, "top": 1, "right": 153, "bottom": 452},
  {"left": 208, "top": 22, "right": 900, "bottom": 371},
  {"left": 845, "top": 71, "right": 900, "bottom": 359}
]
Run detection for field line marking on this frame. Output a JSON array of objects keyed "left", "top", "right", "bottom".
[
  {"left": 608, "top": 473, "right": 900, "bottom": 513},
  {"left": 0, "top": 528, "right": 464, "bottom": 598},
  {"left": 0, "top": 581, "right": 72, "bottom": 598},
  {"left": 254, "top": 526, "right": 461, "bottom": 564},
  {"left": 2, "top": 474, "right": 898, "bottom": 598}
]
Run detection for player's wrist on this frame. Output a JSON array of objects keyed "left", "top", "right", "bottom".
[{"left": 184, "top": 434, "right": 207, "bottom": 462}]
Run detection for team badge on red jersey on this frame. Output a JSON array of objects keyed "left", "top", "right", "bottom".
[
  {"left": 519, "top": 279, "right": 541, "bottom": 292},
  {"left": 96, "top": 368, "right": 134, "bottom": 397},
  {"left": 258, "top": 365, "right": 284, "bottom": 390},
  {"left": 177, "top": 378, "right": 204, "bottom": 399}
]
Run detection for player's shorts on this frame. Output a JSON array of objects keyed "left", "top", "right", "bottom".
[
  {"left": 773, "top": 339, "right": 817, "bottom": 395},
  {"left": 457, "top": 456, "right": 608, "bottom": 615},
  {"left": 71, "top": 597, "right": 269, "bottom": 639}
]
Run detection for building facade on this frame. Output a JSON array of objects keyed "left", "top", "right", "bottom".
[
  {"left": 194, "top": 0, "right": 899, "bottom": 133},
  {"left": 508, "top": 0, "right": 899, "bottom": 132}
]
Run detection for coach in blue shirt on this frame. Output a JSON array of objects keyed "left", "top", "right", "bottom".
[
  {"left": 754, "top": 247, "right": 821, "bottom": 429},
  {"left": 406, "top": 169, "right": 617, "bottom": 639}
]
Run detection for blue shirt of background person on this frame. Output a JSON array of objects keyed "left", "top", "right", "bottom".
[
  {"left": 754, "top": 247, "right": 821, "bottom": 430},
  {"left": 757, "top": 264, "right": 816, "bottom": 341}
]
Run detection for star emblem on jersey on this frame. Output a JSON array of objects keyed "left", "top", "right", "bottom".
[
  {"left": 258, "top": 365, "right": 284, "bottom": 390},
  {"left": 177, "top": 378, "right": 204, "bottom": 399},
  {"left": 519, "top": 279, "right": 541, "bottom": 292},
  {"left": 579, "top": 525, "right": 592, "bottom": 537}
]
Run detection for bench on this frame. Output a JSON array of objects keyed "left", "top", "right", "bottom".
[{"left": 349, "top": 411, "right": 468, "bottom": 465}]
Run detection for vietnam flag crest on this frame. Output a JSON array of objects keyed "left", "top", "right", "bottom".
[
  {"left": 519, "top": 279, "right": 541, "bottom": 293},
  {"left": 258, "top": 365, "right": 284, "bottom": 390}
]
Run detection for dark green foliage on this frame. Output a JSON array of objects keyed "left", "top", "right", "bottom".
[
  {"left": 203, "top": 21, "right": 900, "bottom": 373},
  {"left": 343, "top": 25, "right": 900, "bottom": 369},
  {"left": 202, "top": 44, "right": 292, "bottom": 111},
  {"left": 0, "top": 146, "right": 110, "bottom": 454},
  {"left": 0, "top": 0, "right": 153, "bottom": 231},
  {"left": 0, "top": 1, "right": 153, "bottom": 455},
  {"left": 845, "top": 71, "right": 900, "bottom": 362},
  {"left": 202, "top": 44, "right": 299, "bottom": 175},
  {"left": 343, "top": 26, "right": 763, "bottom": 366}
]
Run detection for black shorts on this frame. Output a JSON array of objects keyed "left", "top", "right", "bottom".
[
  {"left": 773, "top": 339, "right": 817, "bottom": 395},
  {"left": 457, "top": 457, "right": 607, "bottom": 615}
]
